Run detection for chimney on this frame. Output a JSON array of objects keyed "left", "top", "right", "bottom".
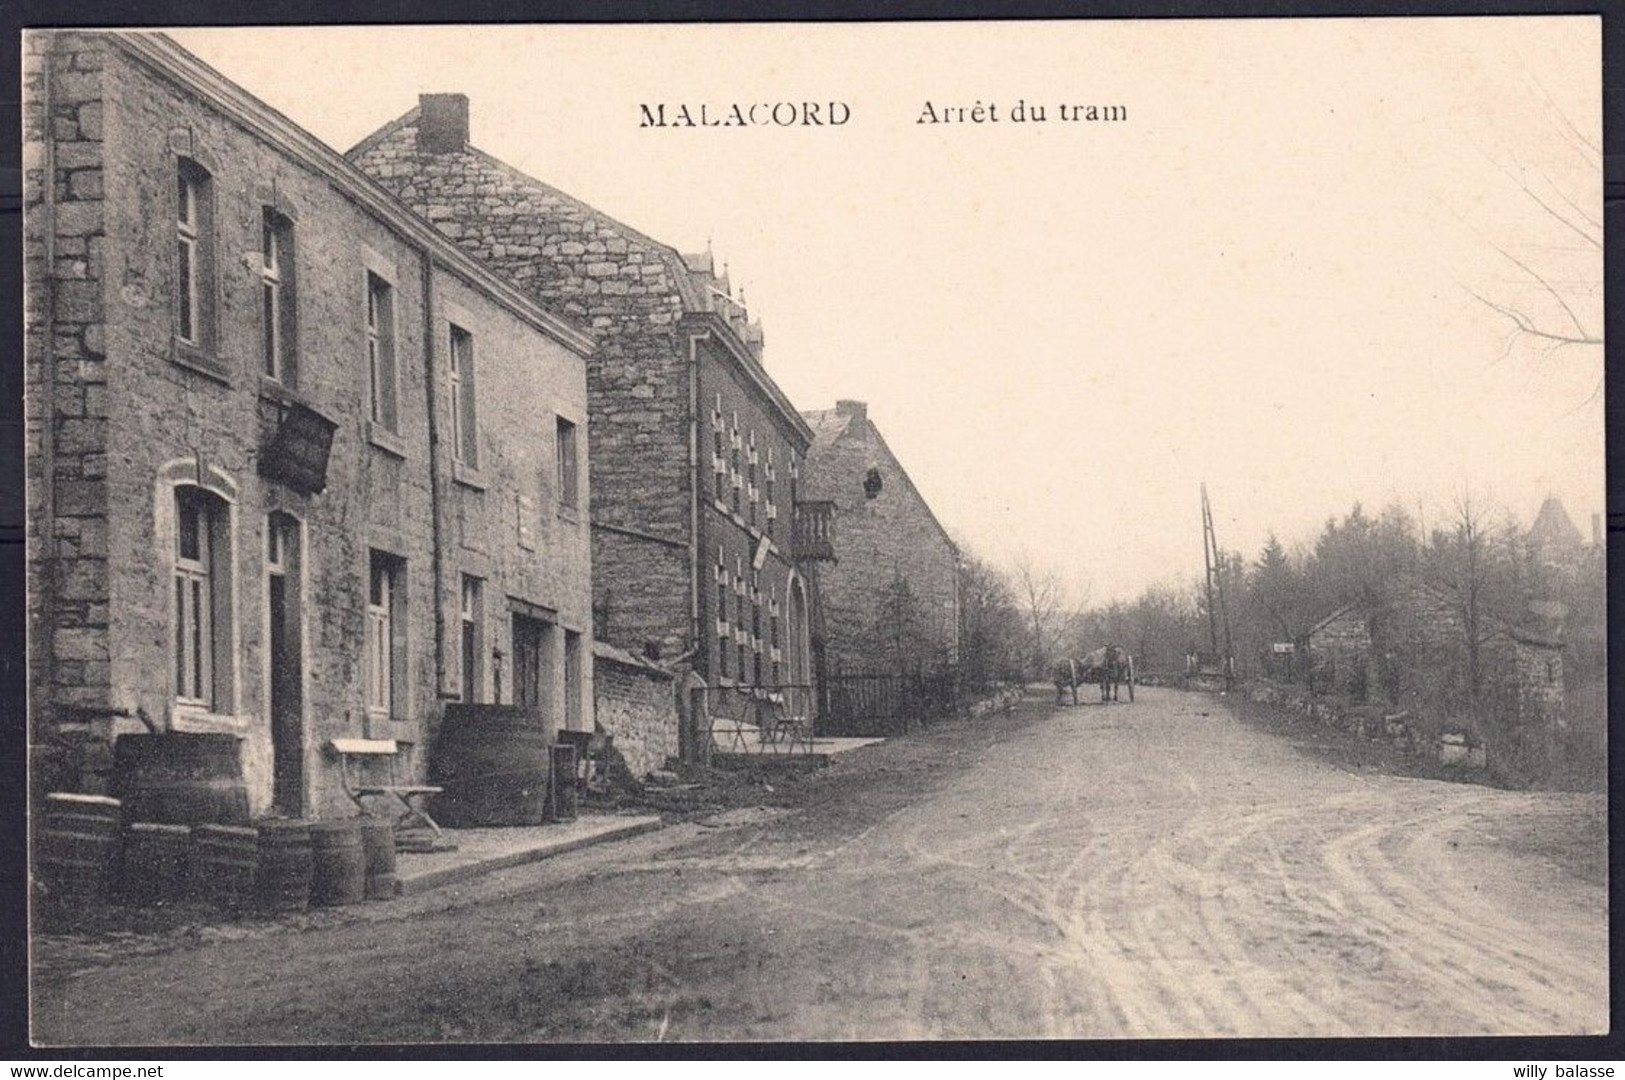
[
  {"left": 418, "top": 93, "right": 470, "bottom": 154},
  {"left": 835, "top": 399, "right": 867, "bottom": 421},
  {"left": 1593, "top": 513, "right": 1604, "bottom": 548}
]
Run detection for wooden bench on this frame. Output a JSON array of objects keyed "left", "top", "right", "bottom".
[{"left": 328, "top": 738, "right": 444, "bottom": 837}]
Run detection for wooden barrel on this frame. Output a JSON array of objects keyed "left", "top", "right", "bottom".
[
  {"left": 254, "top": 820, "right": 313, "bottom": 914},
  {"left": 358, "top": 821, "right": 397, "bottom": 901},
  {"left": 111, "top": 733, "right": 250, "bottom": 826},
  {"left": 193, "top": 824, "right": 257, "bottom": 912},
  {"left": 119, "top": 823, "right": 191, "bottom": 905},
  {"left": 430, "top": 704, "right": 551, "bottom": 826},
  {"left": 38, "top": 793, "right": 122, "bottom": 907},
  {"left": 309, "top": 821, "right": 367, "bottom": 907}
]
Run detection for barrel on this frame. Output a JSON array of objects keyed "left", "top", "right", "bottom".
[
  {"left": 309, "top": 821, "right": 367, "bottom": 907},
  {"left": 429, "top": 704, "right": 551, "bottom": 826},
  {"left": 254, "top": 820, "right": 313, "bottom": 914},
  {"left": 358, "top": 820, "right": 398, "bottom": 901},
  {"left": 547, "top": 744, "right": 579, "bottom": 823},
  {"left": 119, "top": 823, "right": 191, "bottom": 906},
  {"left": 193, "top": 824, "right": 257, "bottom": 912},
  {"left": 111, "top": 733, "right": 250, "bottom": 827},
  {"left": 38, "top": 793, "right": 122, "bottom": 907}
]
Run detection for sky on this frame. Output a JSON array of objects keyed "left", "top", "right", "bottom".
[{"left": 166, "top": 18, "right": 1604, "bottom": 605}]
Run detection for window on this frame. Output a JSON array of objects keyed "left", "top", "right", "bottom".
[
  {"left": 460, "top": 575, "right": 483, "bottom": 703},
  {"left": 448, "top": 325, "right": 478, "bottom": 466},
  {"left": 766, "top": 448, "right": 776, "bottom": 539},
  {"left": 717, "top": 570, "right": 730, "bottom": 631},
  {"left": 752, "top": 574, "right": 764, "bottom": 684},
  {"left": 260, "top": 208, "right": 296, "bottom": 383},
  {"left": 175, "top": 159, "right": 214, "bottom": 349},
  {"left": 736, "top": 558, "right": 748, "bottom": 678},
  {"left": 174, "top": 487, "right": 216, "bottom": 706},
  {"left": 731, "top": 422, "right": 742, "bottom": 514},
  {"left": 712, "top": 396, "right": 726, "bottom": 502},
  {"left": 716, "top": 553, "right": 730, "bottom": 678},
  {"left": 365, "top": 273, "right": 398, "bottom": 431},
  {"left": 748, "top": 433, "right": 758, "bottom": 527},
  {"left": 556, "top": 417, "right": 579, "bottom": 511},
  {"left": 367, "top": 551, "right": 406, "bottom": 718}
]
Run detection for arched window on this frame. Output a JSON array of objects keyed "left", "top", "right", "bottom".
[{"left": 174, "top": 485, "right": 230, "bottom": 708}]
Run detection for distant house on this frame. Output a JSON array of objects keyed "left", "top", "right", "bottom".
[
  {"left": 1305, "top": 574, "right": 1564, "bottom": 726},
  {"left": 800, "top": 401, "right": 960, "bottom": 677},
  {"left": 1527, "top": 495, "right": 1589, "bottom": 569}
]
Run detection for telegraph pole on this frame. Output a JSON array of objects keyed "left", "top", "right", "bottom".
[{"left": 1200, "top": 483, "right": 1236, "bottom": 689}]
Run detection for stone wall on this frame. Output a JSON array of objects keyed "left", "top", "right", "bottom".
[
  {"left": 349, "top": 101, "right": 698, "bottom": 660},
  {"left": 802, "top": 402, "right": 960, "bottom": 675},
  {"left": 592, "top": 645, "right": 678, "bottom": 778},
  {"left": 25, "top": 32, "right": 113, "bottom": 731},
  {"left": 25, "top": 32, "right": 595, "bottom": 818},
  {"left": 348, "top": 99, "right": 817, "bottom": 687}
]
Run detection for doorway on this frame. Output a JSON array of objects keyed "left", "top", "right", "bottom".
[
  {"left": 267, "top": 513, "right": 303, "bottom": 816},
  {"left": 512, "top": 612, "right": 555, "bottom": 714}
]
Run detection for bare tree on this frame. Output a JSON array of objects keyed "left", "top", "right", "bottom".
[
  {"left": 1010, "top": 553, "right": 1080, "bottom": 678},
  {"left": 1463, "top": 84, "right": 1602, "bottom": 369}
]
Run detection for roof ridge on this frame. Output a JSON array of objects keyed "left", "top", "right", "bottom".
[{"left": 343, "top": 103, "right": 420, "bottom": 161}]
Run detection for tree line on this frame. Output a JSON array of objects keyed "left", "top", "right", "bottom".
[{"left": 957, "top": 492, "right": 1603, "bottom": 703}]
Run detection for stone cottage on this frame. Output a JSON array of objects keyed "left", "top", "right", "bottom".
[
  {"left": 24, "top": 32, "right": 597, "bottom": 817},
  {"left": 1304, "top": 574, "right": 1564, "bottom": 727},
  {"left": 349, "top": 96, "right": 832, "bottom": 760},
  {"left": 800, "top": 401, "right": 961, "bottom": 677}
]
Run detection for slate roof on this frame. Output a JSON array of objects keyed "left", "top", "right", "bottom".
[{"left": 1528, "top": 495, "right": 1586, "bottom": 551}]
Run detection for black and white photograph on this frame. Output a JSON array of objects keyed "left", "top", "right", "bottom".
[{"left": 22, "top": 17, "right": 1607, "bottom": 1046}]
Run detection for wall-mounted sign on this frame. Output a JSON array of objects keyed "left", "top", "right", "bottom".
[{"left": 259, "top": 400, "right": 338, "bottom": 495}]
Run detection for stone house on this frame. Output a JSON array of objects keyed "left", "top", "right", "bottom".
[
  {"left": 1304, "top": 574, "right": 1564, "bottom": 727},
  {"left": 800, "top": 401, "right": 960, "bottom": 677},
  {"left": 24, "top": 32, "right": 597, "bottom": 818},
  {"left": 348, "top": 96, "right": 829, "bottom": 754}
]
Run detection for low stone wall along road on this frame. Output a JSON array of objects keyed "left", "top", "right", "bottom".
[{"left": 33, "top": 688, "right": 1607, "bottom": 1043}]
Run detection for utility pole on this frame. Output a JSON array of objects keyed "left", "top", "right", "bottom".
[{"left": 1201, "top": 483, "right": 1236, "bottom": 689}]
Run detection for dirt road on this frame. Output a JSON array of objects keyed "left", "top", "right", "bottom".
[{"left": 33, "top": 688, "right": 1607, "bottom": 1044}]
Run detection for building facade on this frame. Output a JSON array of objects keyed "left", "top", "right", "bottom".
[
  {"left": 25, "top": 32, "right": 597, "bottom": 817},
  {"left": 801, "top": 401, "right": 961, "bottom": 677},
  {"left": 1304, "top": 575, "right": 1564, "bottom": 726},
  {"left": 349, "top": 98, "right": 824, "bottom": 727}
]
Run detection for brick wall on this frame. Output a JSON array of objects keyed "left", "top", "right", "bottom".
[
  {"left": 592, "top": 646, "right": 678, "bottom": 778},
  {"left": 801, "top": 403, "right": 959, "bottom": 675},
  {"left": 696, "top": 334, "right": 812, "bottom": 689}
]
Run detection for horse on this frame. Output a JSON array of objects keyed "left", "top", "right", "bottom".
[
  {"left": 1081, "top": 645, "right": 1136, "bottom": 703},
  {"left": 1052, "top": 657, "right": 1079, "bottom": 706}
]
